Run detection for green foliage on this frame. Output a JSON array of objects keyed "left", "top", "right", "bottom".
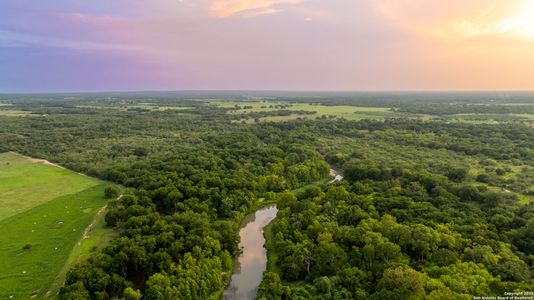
[
  {"left": 59, "top": 281, "right": 90, "bottom": 300},
  {"left": 104, "top": 186, "right": 120, "bottom": 199},
  {"left": 510, "top": 219, "right": 534, "bottom": 256},
  {"left": 256, "top": 121, "right": 534, "bottom": 298},
  {"left": 1, "top": 95, "right": 534, "bottom": 299},
  {"left": 122, "top": 287, "right": 141, "bottom": 300},
  {"left": 373, "top": 265, "right": 426, "bottom": 299}
]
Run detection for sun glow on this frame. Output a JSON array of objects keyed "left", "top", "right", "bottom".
[{"left": 496, "top": 1, "right": 534, "bottom": 38}]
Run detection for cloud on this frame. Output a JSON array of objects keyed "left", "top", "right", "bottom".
[
  {"left": 126, "top": 0, "right": 308, "bottom": 18},
  {"left": 455, "top": 1, "right": 534, "bottom": 39},
  {"left": 208, "top": 0, "right": 305, "bottom": 17},
  {"left": 3, "top": 0, "right": 534, "bottom": 91},
  {"left": 373, "top": 0, "right": 522, "bottom": 39}
]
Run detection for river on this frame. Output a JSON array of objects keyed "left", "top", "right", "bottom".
[
  {"left": 222, "top": 169, "right": 341, "bottom": 299},
  {"left": 222, "top": 205, "right": 278, "bottom": 300}
]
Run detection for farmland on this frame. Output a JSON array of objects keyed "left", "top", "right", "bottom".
[
  {"left": 211, "top": 100, "right": 534, "bottom": 124},
  {"left": 0, "top": 153, "right": 112, "bottom": 299},
  {"left": 213, "top": 101, "right": 406, "bottom": 122},
  {"left": 0, "top": 152, "right": 101, "bottom": 221},
  {"left": 0, "top": 110, "right": 31, "bottom": 117}
]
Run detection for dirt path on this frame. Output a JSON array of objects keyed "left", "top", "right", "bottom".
[
  {"left": 10, "top": 151, "right": 92, "bottom": 177},
  {"left": 78, "top": 194, "right": 121, "bottom": 244},
  {"left": 45, "top": 194, "right": 122, "bottom": 298},
  {"left": 79, "top": 206, "right": 106, "bottom": 244},
  {"left": 10, "top": 151, "right": 65, "bottom": 169}
]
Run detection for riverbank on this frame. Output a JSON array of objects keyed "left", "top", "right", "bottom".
[
  {"left": 221, "top": 169, "right": 340, "bottom": 299},
  {"left": 262, "top": 218, "right": 280, "bottom": 275},
  {"left": 259, "top": 168, "right": 344, "bottom": 294}
]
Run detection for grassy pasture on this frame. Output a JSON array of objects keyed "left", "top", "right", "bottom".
[
  {"left": 0, "top": 152, "right": 101, "bottom": 221},
  {"left": 446, "top": 113, "right": 534, "bottom": 124},
  {"left": 235, "top": 114, "right": 318, "bottom": 124},
  {"left": 0, "top": 152, "right": 113, "bottom": 299},
  {"left": 130, "top": 103, "right": 194, "bottom": 111},
  {"left": 76, "top": 103, "right": 194, "bottom": 112},
  {"left": 214, "top": 101, "right": 534, "bottom": 124},
  {"left": 46, "top": 205, "right": 117, "bottom": 298},
  {"left": 213, "top": 101, "right": 429, "bottom": 122},
  {"left": 0, "top": 110, "right": 31, "bottom": 117}
]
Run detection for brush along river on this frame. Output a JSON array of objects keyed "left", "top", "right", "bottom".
[{"left": 222, "top": 169, "right": 342, "bottom": 299}]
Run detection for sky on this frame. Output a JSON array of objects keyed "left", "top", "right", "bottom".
[{"left": 1, "top": 0, "right": 534, "bottom": 92}]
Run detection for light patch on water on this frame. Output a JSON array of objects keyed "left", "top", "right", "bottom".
[{"left": 223, "top": 205, "right": 278, "bottom": 300}]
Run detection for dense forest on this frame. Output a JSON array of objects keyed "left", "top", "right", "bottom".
[{"left": 0, "top": 93, "right": 533, "bottom": 299}]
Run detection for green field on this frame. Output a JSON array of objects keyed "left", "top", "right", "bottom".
[
  {"left": 0, "top": 152, "right": 113, "bottom": 299},
  {"left": 129, "top": 103, "right": 194, "bottom": 111},
  {"left": 213, "top": 101, "right": 433, "bottom": 122},
  {"left": 46, "top": 205, "right": 117, "bottom": 298},
  {"left": 76, "top": 103, "right": 193, "bottom": 112},
  {"left": 0, "top": 110, "right": 32, "bottom": 117},
  {"left": 0, "top": 153, "right": 101, "bottom": 221},
  {"left": 213, "top": 101, "right": 534, "bottom": 124}
]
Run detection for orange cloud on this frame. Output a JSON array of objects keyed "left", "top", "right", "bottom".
[
  {"left": 457, "top": 1, "right": 534, "bottom": 39},
  {"left": 208, "top": 0, "right": 305, "bottom": 17},
  {"left": 369, "top": 0, "right": 534, "bottom": 90},
  {"left": 373, "top": 0, "right": 533, "bottom": 40}
]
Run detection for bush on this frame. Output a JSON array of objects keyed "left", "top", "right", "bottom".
[
  {"left": 495, "top": 168, "right": 506, "bottom": 176},
  {"left": 476, "top": 173, "right": 491, "bottom": 183},
  {"left": 446, "top": 167, "right": 468, "bottom": 182},
  {"left": 104, "top": 186, "right": 120, "bottom": 199}
]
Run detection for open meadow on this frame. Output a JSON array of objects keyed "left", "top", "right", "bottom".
[
  {"left": 212, "top": 101, "right": 405, "bottom": 122},
  {"left": 210, "top": 100, "right": 534, "bottom": 124},
  {"left": 0, "top": 152, "right": 113, "bottom": 299}
]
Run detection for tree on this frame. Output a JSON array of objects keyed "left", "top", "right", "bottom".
[
  {"left": 313, "top": 241, "right": 348, "bottom": 277},
  {"left": 374, "top": 265, "right": 427, "bottom": 300},
  {"left": 144, "top": 273, "right": 180, "bottom": 300},
  {"left": 105, "top": 186, "right": 121, "bottom": 199},
  {"left": 424, "top": 262, "right": 495, "bottom": 295},
  {"left": 257, "top": 272, "right": 286, "bottom": 299},
  {"left": 278, "top": 190, "right": 297, "bottom": 210},
  {"left": 445, "top": 167, "right": 468, "bottom": 182},
  {"left": 123, "top": 287, "right": 141, "bottom": 300},
  {"left": 59, "top": 281, "right": 90, "bottom": 300},
  {"left": 510, "top": 220, "right": 534, "bottom": 255}
]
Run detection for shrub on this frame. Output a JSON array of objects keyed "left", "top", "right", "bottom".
[{"left": 104, "top": 186, "right": 120, "bottom": 199}]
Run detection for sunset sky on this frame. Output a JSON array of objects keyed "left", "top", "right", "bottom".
[{"left": 1, "top": 0, "right": 534, "bottom": 92}]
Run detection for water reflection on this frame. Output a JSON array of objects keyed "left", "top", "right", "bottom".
[{"left": 222, "top": 205, "right": 278, "bottom": 300}]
